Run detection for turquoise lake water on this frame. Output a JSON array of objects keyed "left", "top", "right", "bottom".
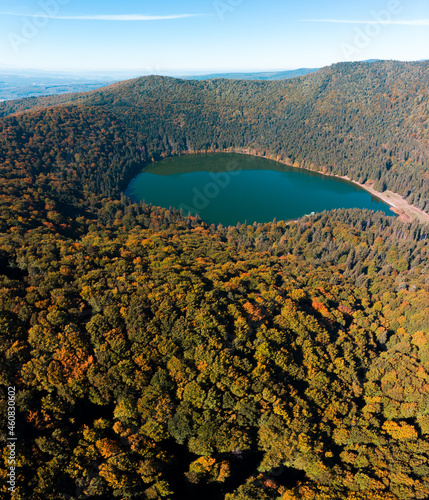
[{"left": 125, "top": 153, "right": 394, "bottom": 226}]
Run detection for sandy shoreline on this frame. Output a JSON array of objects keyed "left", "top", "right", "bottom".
[
  {"left": 335, "top": 176, "right": 429, "bottom": 224},
  {"left": 220, "top": 149, "right": 429, "bottom": 225}
]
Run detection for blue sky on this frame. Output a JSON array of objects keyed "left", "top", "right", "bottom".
[{"left": 0, "top": 0, "right": 428, "bottom": 74}]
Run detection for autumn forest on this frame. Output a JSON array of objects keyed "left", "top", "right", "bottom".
[{"left": 1, "top": 60, "right": 429, "bottom": 499}]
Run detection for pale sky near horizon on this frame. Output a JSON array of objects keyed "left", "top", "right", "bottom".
[{"left": 0, "top": 0, "right": 428, "bottom": 74}]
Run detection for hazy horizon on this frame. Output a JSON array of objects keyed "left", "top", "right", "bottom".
[{"left": 1, "top": 58, "right": 428, "bottom": 83}]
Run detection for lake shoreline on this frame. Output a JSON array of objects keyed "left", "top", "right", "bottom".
[{"left": 213, "top": 149, "right": 429, "bottom": 225}]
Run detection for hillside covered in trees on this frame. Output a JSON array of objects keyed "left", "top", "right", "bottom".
[{"left": 1, "top": 60, "right": 429, "bottom": 499}]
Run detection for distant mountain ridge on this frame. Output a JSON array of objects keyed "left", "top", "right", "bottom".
[{"left": 181, "top": 68, "right": 320, "bottom": 80}]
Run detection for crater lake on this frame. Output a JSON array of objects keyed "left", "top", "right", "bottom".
[{"left": 124, "top": 153, "right": 394, "bottom": 226}]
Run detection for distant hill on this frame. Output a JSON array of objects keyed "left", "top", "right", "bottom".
[
  {"left": 182, "top": 67, "right": 320, "bottom": 80},
  {"left": 182, "top": 60, "right": 385, "bottom": 81}
]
